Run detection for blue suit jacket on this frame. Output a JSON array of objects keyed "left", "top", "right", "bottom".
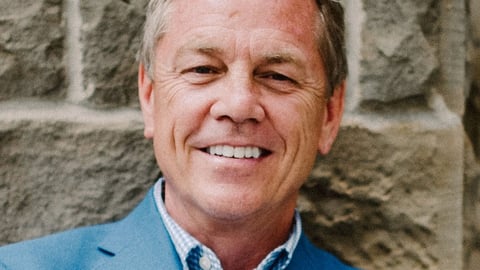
[{"left": 0, "top": 188, "right": 357, "bottom": 269}]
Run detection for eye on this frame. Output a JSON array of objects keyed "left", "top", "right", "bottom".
[
  {"left": 260, "top": 72, "right": 297, "bottom": 84},
  {"left": 180, "top": 65, "right": 222, "bottom": 85},
  {"left": 267, "top": 73, "right": 292, "bottom": 81},
  {"left": 190, "top": 66, "right": 218, "bottom": 74}
]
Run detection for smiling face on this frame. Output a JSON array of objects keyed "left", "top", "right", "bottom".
[{"left": 139, "top": 0, "right": 345, "bottom": 223}]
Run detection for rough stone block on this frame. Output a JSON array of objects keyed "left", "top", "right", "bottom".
[
  {"left": 472, "top": 0, "right": 480, "bottom": 42},
  {"left": 469, "top": 0, "right": 480, "bottom": 84},
  {"left": 357, "top": 0, "right": 438, "bottom": 103},
  {"left": 0, "top": 102, "right": 158, "bottom": 245},
  {"left": 79, "top": 0, "right": 148, "bottom": 107},
  {"left": 465, "top": 85, "right": 480, "bottom": 157},
  {"left": 0, "top": 0, "right": 65, "bottom": 100},
  {"left": 299, "top": 111, "right": 463, "bottom": 270},
  {"left": 464, "top": 137, "right": 480, "bottom": 270},
  {"left": 466, "top": 0, "right": 480, "bottom": 157},
  {"left": 438, "top": 0, "right": 467, "bottom": 114}
]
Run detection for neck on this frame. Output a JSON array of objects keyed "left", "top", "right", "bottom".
[
  {"left": 164, "top": 189, "right": 297, "bottom": 270},
  {"left": 196, "top": 210, "right": 294, "bottom": 270}
]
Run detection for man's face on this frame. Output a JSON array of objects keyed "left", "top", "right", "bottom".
[{"left": 139, "top": 0, "right": 344, "bottom": 221}]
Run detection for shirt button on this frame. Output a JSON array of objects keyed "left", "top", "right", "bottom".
[{"left": 199, "top": 255, "right": 212, "bottom": 270}]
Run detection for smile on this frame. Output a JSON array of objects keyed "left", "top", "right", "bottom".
[{"left": 204, "top": 145, "right": 269, "bottom": 159}]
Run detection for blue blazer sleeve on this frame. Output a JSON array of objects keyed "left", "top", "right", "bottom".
[{"left": 0, "top": 189, "right": 182, "bottom": 270}]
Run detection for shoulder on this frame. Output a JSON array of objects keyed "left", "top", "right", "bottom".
[
  {"left": 288, "top": 233, "right": 359, "bottom": 270},
  {"left": 0, "top": 188, "right": 179, "bottom": 270},
  {"left": 0, "top": 223, "right": 114, "bottom": 270}
]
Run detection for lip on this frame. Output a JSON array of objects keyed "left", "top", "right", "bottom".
[
  {"left": 190, "top": 131, "right": 278, "bottom": 162},
  {"left": 195, "top": 137, "right": 274, "bottom": 152},
  {"left": 193, "top": 147, "right": 270, "bottom": 180},
  {"left": 200, "top": 145, "right": 272, "bottom": 159},
  {"left": 196, "top": 148, "right": 272, "bottom": 168}
]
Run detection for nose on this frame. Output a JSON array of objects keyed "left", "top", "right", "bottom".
[{"left": 210, "top": 73, "right": 266, "bottom": 123}]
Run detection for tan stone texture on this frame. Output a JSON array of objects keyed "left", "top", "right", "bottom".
[
  {"left": 79, "top": 0, "right": 148, "bottom": 107},
  {"left": 0, "top": 0, "right": 65, "bottom": 100},
  {"left": 302, "top": 111, "right": 463, "bottom": 269},
  {"left": 464, "top": 0, "right": 480, "bottom": 269},
  {"left": 0, "top": 101, "right": 159, "bottom": 245},
  {"left": 357, "top": 0, "right": 438, "bottom": 103}
]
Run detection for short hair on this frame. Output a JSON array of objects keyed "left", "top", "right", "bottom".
[
  {"left": 138, "top": 0, "right": 347, "bottom": 96},
  {"left": 315, "top": 0, "right": 347, "bottom": 95}
]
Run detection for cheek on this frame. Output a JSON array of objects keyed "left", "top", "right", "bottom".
[
  {"left": 269, "top": 94, "right": 325, "bottom": 141},
  {"left": 152, "top": 83, "right": 213, "bottom": 146},
  {"left": 298, "top": 93, "right": 326, "bottom": 138}
]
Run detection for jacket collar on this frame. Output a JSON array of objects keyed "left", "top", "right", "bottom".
[{"left": 95, "top": 188, "right": 182, "bottom": 269}]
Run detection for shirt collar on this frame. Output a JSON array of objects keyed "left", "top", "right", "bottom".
[{"left": 153, "top": 178, "right": 302, "bottom": 270}]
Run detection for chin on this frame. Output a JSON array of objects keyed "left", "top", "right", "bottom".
[{"left": 199, "top": 190, "right": 267, "bottom": 221}]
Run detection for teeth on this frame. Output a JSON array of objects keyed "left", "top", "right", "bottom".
[
  {"left": 207, "top": 145, "right": 262, "bottom": 159},
  {"left": 223, "top": 146, "right": 234, "bottom": 157}
]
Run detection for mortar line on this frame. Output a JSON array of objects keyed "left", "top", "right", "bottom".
[
  {"left": 344, "top": 0, "right": 364, "bottom": 113},
  {"left": 65, "top": 0, "right": 85, "bottom": 103}
]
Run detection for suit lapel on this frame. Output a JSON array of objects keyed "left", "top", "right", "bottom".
[
  {"left": 287, "top": 233, "right": 315, "bottom": 269},
  {"left": 93, "top": 188, "right": 182, "bottom": 270}
]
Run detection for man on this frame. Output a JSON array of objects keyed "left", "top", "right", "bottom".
[{"left": 0, "top": 0, "right": 356, "bottom": 269}]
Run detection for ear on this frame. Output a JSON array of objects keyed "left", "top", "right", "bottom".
[
  {"left": 318, "top": 81, "right": 345, "bottom": 155},
  {"left": 138, "top": 63, "right": 155, "bottom": 139}
]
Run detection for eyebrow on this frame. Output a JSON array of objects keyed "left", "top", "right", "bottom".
[
  {"left": 175, "top": 42, "right": 305, "bottom": 69},
  {"left": 263, "top": 53, "right": 299, "bottom": 65},
  {"left": 258, "top": 52, "right": 305, "bottom": 71},
  {"left": 176, "top": 44, "right": 225, "bottom": 58}
]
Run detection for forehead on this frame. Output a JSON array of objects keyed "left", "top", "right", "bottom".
[
  {"left": 155, "top": 0, "right": 322, "bottom": 70},
  {"left": 165, "top": 0, "right": 320, "bottom": 45}
]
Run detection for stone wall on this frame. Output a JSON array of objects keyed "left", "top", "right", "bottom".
[
  {"left": 0, "top": 0, "right": 475, "bottom": 269},
  {"left": 464, "top": 0, "right": 480, "bottom": 269}
]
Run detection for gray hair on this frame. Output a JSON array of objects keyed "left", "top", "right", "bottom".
[
  {"left": 138, "top": 0, "right": 173, "bottom": 78},
  {"left": 138, "top": 0, "right": 347, "bottom": 96}
]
